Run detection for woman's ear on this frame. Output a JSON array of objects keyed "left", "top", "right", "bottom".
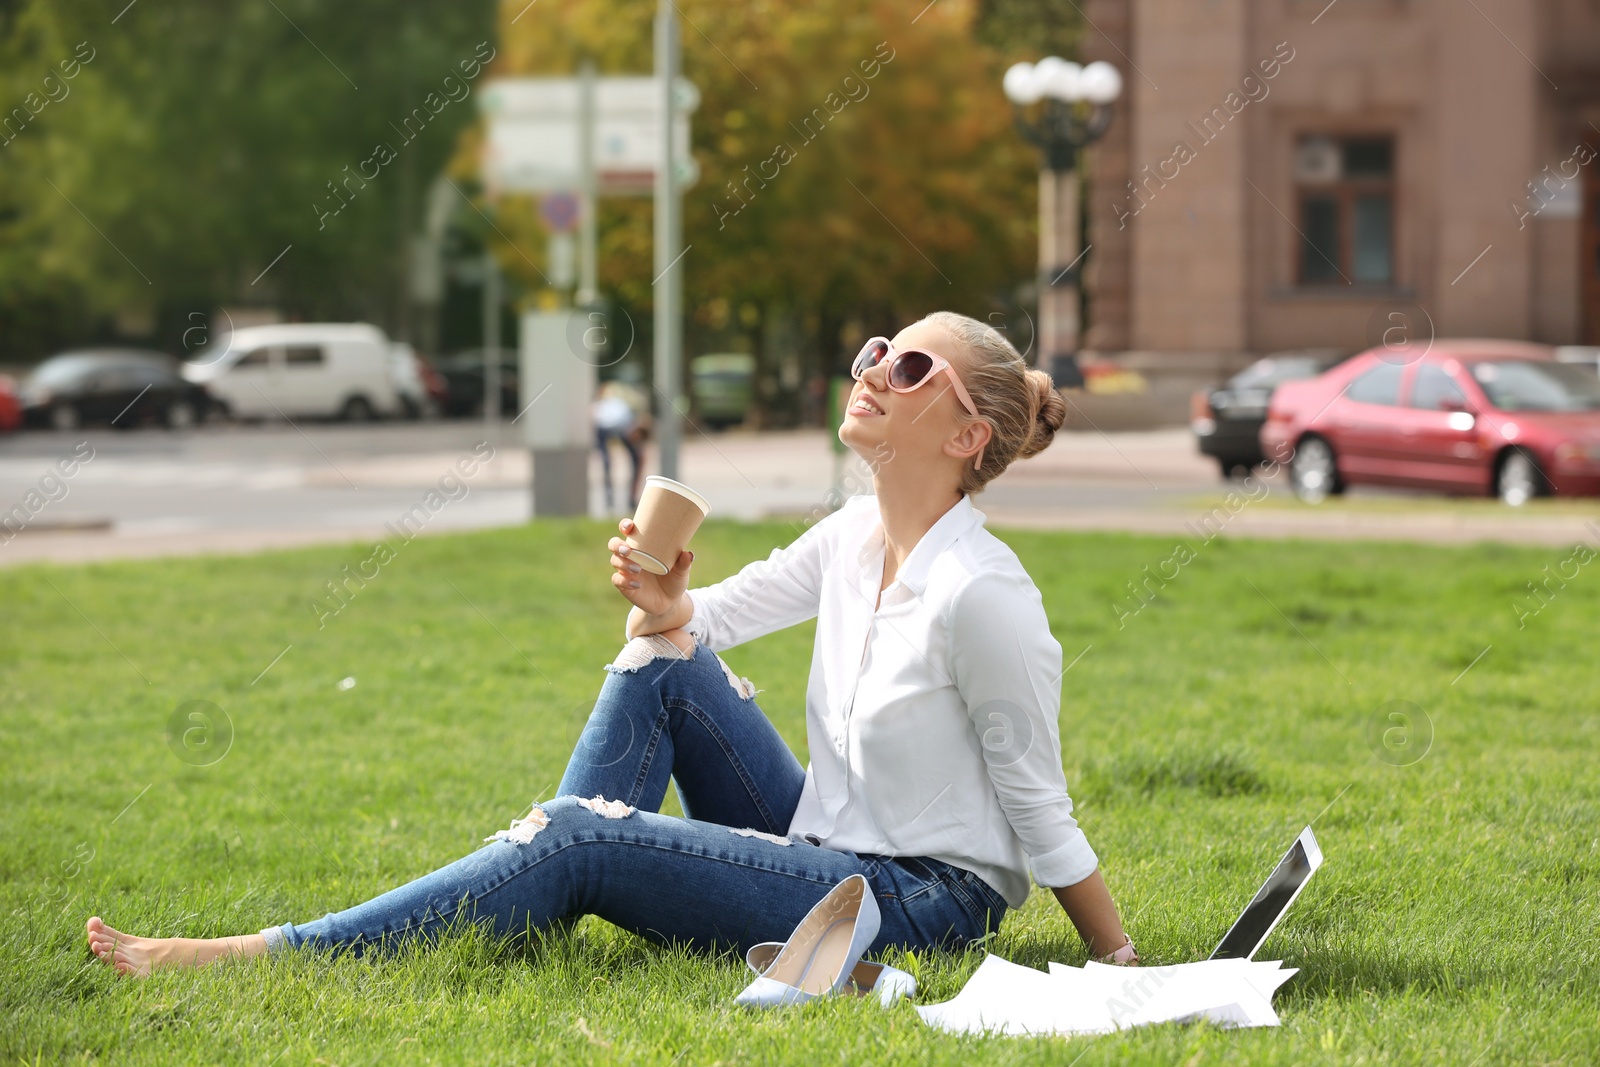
[{"left": 946, "top": 419, "right": 992, "bottom": 467}]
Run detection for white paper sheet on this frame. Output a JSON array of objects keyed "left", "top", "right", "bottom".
[{"left": 915, "top": 953, "right": 1297, "bottom": 1037}]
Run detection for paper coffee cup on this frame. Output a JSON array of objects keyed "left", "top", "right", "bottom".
[{"left": 626, "top": 476, "right": 710, "bottom": 575}]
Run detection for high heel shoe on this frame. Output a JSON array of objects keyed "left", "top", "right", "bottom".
[
  {"left": 733, "top": 874, "right": 880, "bottom": 1008},
  {"left": 744, "top": 941, "right": 916, "bottom": 1006}
]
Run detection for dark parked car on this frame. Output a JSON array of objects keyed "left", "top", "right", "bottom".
[
  {"left": 1263, "top": 339, "right": 1600, "bottom": 505},
  {"left": 20, "top": 349, "right": 213, "bottom": 430},
  {"left": 1191, "top": 349, "right": 1348, "bottom": 477},
  {"left": 437, "top": 347, "right": 519, "bottom": 417}
]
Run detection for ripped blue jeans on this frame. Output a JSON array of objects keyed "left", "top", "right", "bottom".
[{"left": 259, "top": 633, "right": 1008, "bottom": 960}]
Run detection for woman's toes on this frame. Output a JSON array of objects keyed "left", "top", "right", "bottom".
[
  {"left": 85, "top": 917, "right": 153, "bottom": 976},
  {"left": 112, "top": 953, "right": 148, "bottom": 979}
]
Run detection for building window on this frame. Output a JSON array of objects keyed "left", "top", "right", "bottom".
[{"left": 1293, "top": 135, "right": 1395, "bottom": 286}]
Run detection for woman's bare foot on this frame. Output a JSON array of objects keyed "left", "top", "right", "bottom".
[{"left": 85, "top": 916, "right": 267, "bottom": 978}]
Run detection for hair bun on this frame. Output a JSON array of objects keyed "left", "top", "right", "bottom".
[{"left": 1017, "top": 370, "right": 1066, "bottom": 459}]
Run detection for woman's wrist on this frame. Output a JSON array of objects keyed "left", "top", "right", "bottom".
[
  {"left": 626, "top": 593, "right": 693, "bottom": 639},
  {"left": 1049, "top": 869, "right": 1129, "bottom": 961},
  {"left": 1096, "top": 936, "right": 1139, "bottom": 965}
]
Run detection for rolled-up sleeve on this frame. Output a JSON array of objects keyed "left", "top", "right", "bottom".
[
  {"left": 948, "top": 572, "right": 1099, "bottom": 888},
  {"left": 675, "top": 499, "right": 858, "bottom": 652}
]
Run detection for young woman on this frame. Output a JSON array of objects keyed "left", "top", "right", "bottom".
[{"left": 86, "top": 310, "right": 1135, "bottom": 978}]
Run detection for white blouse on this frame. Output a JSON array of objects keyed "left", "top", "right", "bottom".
[{"left": 679, "top": 491, "right": 1098, "bottom": 908}]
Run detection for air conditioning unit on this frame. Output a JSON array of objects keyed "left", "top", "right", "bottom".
[{"left": 1294, "top": 137, "right": 1341, "bottom": 183}]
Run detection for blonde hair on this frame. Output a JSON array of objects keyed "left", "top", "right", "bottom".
[{"left": 917, "top": 311, "right": 1067, "bottom": 495}]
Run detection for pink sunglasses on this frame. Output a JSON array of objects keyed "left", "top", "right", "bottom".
[{"left": 850, "top": 336, "right": 986, "bottom": 469}]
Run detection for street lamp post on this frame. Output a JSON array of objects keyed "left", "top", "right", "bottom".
[
  {"left": 1003, "top": 58, "right": 1122, "bottom": 384},
  {"left": 654, "top": 0, "right": 685, "bottom": 481}
]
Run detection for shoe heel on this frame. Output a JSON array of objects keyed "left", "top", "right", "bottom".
[{"left": 733, "top": 874, "right": 881, "bottom": 1008}]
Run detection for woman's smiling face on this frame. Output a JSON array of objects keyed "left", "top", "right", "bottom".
[{"left": 839, "top": 321, "right": 988, "bottom": 477}]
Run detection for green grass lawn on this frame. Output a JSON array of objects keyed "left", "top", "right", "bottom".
[{"left": 2, "top": 519, "right": 1596, "bottom": 1065}]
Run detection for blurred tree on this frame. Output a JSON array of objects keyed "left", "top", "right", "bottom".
[
  {"left": 974, "top": 0, "right": 1083, "bottom": 58},
  {"left": 0, "top": 0, "right": 1082, "bottom": 404},
  {"left": 0, "top": 0, "right": 494, "bottom": 360},
  {"left": 482, "top": 0, "right": 1052, "bottom": 426}
]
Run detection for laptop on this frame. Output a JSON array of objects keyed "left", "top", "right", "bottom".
[{"left": 1208, "top": 826, "right": 1323, "bottom": 960}]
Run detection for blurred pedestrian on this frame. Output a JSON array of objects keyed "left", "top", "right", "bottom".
[{"left": 593, "top": 380, "right": 645, "bottom": 510}]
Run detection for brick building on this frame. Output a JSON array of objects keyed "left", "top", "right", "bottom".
[{"left": 1080, "top": 0, "right": 1600, "bottom": 367}]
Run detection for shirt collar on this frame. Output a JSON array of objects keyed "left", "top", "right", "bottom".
[{"left": 854, "top": 493, "right": 985, "bottom": 597}]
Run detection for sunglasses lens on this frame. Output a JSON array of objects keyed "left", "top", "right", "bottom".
[
  {"left": 890, "top": 350, "right": 934, "bottom": 390},
  {"left": 854, "top": 339, "right": 889, "bottom": 378}
]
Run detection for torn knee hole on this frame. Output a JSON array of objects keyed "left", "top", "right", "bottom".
[
  {"left": 605, "top": 632, "right": 695, "bottom": 673},
  {"left": 729, "top": 827, "right": 791, "bottom": 846},
  {"left": 712, "top": 652, "right": 759, "bottom": 700},
  {"left": 577, "top": 795, "right": 635, "bottom": 819},
  {"left": 484, "top": 803, "right": 549, "bottom": 845},
  {"left": 658, "top": 628, "right": 696, "bottom": 657}
]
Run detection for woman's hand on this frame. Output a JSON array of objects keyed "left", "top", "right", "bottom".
[{"left": 608, "top": 518, "right": 693, "bottom": 617}]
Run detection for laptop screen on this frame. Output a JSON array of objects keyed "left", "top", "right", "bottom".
[{"left": 1210, "top": 827, "right": 1323, "bottom": 960}]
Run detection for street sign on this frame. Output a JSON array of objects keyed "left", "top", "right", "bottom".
[
  {"left": 480, "top": 76, "right": 700, "bottom": 195},
  {"left": 540, "top": 191, "right": 580, "bottom": 232}
]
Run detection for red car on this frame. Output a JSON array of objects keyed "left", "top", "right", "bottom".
[
  {"left": 1262, "top": 340, "right": 1600, "bottom": 505},
  {"left": 0, "top": 374, "right": 20, "bottom": 433}
]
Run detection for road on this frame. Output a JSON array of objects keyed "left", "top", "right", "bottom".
[{"left": 2, "top": 421, "right": 1597, "bottom": 567}]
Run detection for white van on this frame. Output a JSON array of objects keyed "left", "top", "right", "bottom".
[
  {"left": 387, "top": 342, "right": 436, "bottom": 419},
  {"left": 182, "top": 322, "right": 402, "bottom": 421}
]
